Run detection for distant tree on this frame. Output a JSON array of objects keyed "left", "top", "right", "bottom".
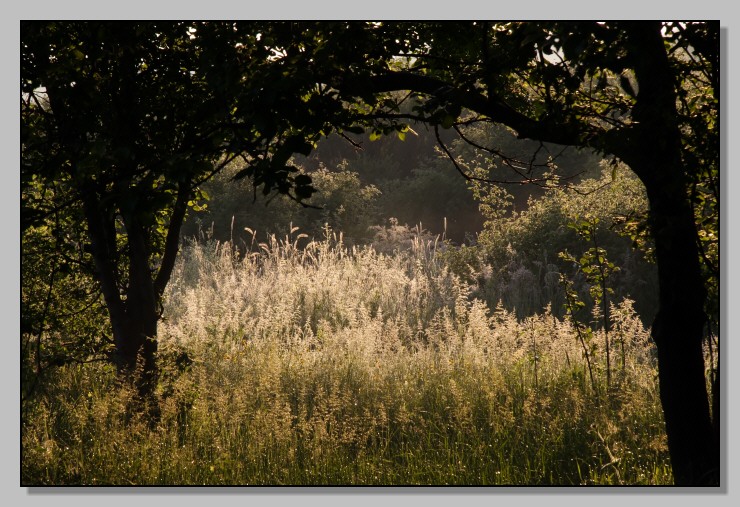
[{"left": 466, "top": 161, "right": 657, "bottom": 321}]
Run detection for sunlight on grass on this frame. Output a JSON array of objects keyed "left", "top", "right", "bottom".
[{"left": 22, "top": 231, "right": 671, "bottom": 485}]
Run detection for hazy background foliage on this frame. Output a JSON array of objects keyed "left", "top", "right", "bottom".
[{"left": 181, "top": 123, "right": 658, "bottom": 325}]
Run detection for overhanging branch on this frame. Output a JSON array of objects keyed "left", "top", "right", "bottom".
[{"left": 339, "top": 70, "right": 586, "bottom": 147}]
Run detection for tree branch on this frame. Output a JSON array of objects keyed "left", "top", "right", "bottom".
[
  {"left": 433, "top": 125, "right": 556, "bottom": 187},
  {"left": 154, "top": 182, "right": 191, "bottom": 299},
  {"left": 339, "top": 70, "right": 585, "bottom": 146},
  {"left": 81, "top": 182, "right": 127, "bottom": 329}
]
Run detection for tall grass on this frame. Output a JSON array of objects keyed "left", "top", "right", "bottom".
[{"left": 22, "top": 230, "right": 671, "bottom": 485}]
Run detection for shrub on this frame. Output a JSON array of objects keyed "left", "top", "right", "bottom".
[
  {"left": 456, "top": 162, "right": 658, "bottom": 322},
  {"left": 181, "top": 159, "right": 382, "bottom": 251}
]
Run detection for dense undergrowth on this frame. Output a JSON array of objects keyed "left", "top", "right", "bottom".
[{"left": 22, "top": 232, "right": 671, "bottom": 485}]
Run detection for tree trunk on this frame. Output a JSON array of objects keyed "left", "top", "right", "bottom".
[
  {"left": 646, "top": 190, "right": 718, "bottom": 485},
  {"left": 81, "top": 176, "right": 191, "bottom": 423},
  {"left": 112, "top": 300, "right": 160, "bottom": 419},
  {"left": 82, "top": 185, "right": 161, "bottom": 415},
  {"left": 119, "top": 213, "right": 160, "bottom": 397},
  {"left": 621, "top": 22, "right": 719, "bottom": 485}
]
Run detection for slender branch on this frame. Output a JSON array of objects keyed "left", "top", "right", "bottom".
[
  {"left": 22, "top": 193, "right": 84, "bottom": 231},
  {"left": 154, "top": 182, "right": 191, "bottom": 299},
  {"left": 81, "top": 181, "right": 127, "bottom": 327},
  {"left": 434, "top": 125, "right": 472, "bottom": 182},
  {"left": 453, "top": 124, "right": 554, "bottom": 174},
  {"left": 190, "top": 152, "right": 242, "bottom": 190},
  {"left": 450, "top": 124, "right": 578, "bottom": 188},
  {"left": 337, "top": 131, "right": 364, "bottom": 150},
  {"left": 434, "top": 125, "right": 554, "bottom": 187},
  {"left": 560, "top": 178, "right": 612, "bottom": 196},
  {"left": 32, "top": 224, "right": 61, "bottom": 381},
  {"left": 54, "top": 288, "right": 104, "bottom": 319},
  {"left": 352, "top": 111, "right": 432, "bottom": 124},
  {"left": 690, "top": 184, "right": 720, "bottom": 280}
]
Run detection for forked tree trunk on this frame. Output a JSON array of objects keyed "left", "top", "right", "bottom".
[
  {"left": 82, "top": 199, "right": 160, "bottom": 405},
  {"left": 80, "top": 174, "right": 190, "bottom": 422},
  {"left": 81, "top": 183, "right": 192, "bottom": 421}
]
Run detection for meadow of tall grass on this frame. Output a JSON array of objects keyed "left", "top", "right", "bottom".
[{"left": 21, "top": 228, "right": 671, "bottom": 485}]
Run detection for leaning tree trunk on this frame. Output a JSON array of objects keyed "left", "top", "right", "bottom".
[{"left": 623, "top": 22, "right": 719, "bottom": 485}]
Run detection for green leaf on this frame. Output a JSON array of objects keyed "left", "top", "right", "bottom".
[{"left": 440, "top": 114, "right": 456, "bottom": 130}]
